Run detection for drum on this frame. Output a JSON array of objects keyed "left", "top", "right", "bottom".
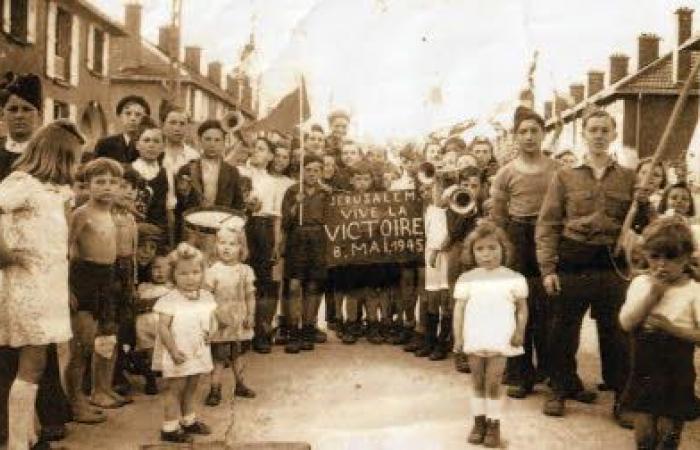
[{"left": 183, "top": 206, "right": 246, "bottom": 257}]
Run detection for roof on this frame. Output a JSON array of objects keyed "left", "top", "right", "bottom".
[
  {"left": 546, "top": 32, "right": 700, "bottom": 128},
  {"left": 112, "top": 38, "right": 256, "bottom": 118},
  {"left": 71, "top": 0, "right": 128, "bottom": 36}
]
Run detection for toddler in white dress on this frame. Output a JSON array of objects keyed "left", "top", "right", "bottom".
[
  {"left": 152, "top": 243, "right": 216, "bottom": 444},
  {"left": 453, "top": 220, "right": 528, "bottom": 447}
]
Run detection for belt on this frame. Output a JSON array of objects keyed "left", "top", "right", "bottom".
[{"left": 509, "top": 215, "right": 538, "bottom": 225}]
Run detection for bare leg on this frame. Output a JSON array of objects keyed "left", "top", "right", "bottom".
[
  {"left": 633, "top": 413, "right": 657, "bottom": 449},
  {"left": 181, "top": 374, "right": 200, "bottom": 418},
  {"left": 656, "top": 416, "right": 683, "bottom": 450},
  {"left": 163, "top": 377, "right": 185, "bottom": 424},
  {"left": 9, "top": 346, "right": 47, "bottom": 449}
]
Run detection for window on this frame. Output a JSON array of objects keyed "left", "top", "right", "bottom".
[
  {"left": 87, "top": 24, "right": 107, "bottom": 76},
  {"left": 46, "top": 2, "right": 79, "bottom": 85},
  {"left": 92, "top": 28, "right": 104, "bottom": 74},
  {"left": 53, "top": 100, "right": 69, "bottom": 120},
  {"left": 2, "top": 0, "right": 35, "bottom": 43}
]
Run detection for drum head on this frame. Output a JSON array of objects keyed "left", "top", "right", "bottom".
[{"left": 184, "top": 207, "right": 246, "bottom": 234}]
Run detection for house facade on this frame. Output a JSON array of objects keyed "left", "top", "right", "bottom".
[
  {"left": 544, "top": 8, "right": 700, "bottom": 165},
  {"left": 1, "top": 0, "right": 127, "bottom": 146}
]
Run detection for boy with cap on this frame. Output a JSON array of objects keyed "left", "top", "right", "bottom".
[{"left": 94, "top": 95, "right": 151, "bottom": 163}]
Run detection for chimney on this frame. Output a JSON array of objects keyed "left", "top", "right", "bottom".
[
  {"left": 587, "top": 70, "right": 605, "bottom": 97},
  {"left": 184, "top": 46, "right": 201, "bottom": 73},
  {"left": 569, "top": 83, "right": 585, "bottom": 105},
  {"left": 208, "top": 61, "right": 223, "bottom": 87},
  {"left": 554, "top": 94, "right": 569, "bottom": 115},
  {"left": 544, "top": 101, "right": 553, "bottom": 121},
  {"left": 122, "top": 2, "right": 142, "bottom": 68},
  {"left": 124, "top": 2, "right": 142, "bottom": 37},
  {"left": 674, "top": 8, "right": 694, "bottom": 83},
  {"left": 638, "top": 33, "right": 660, "bottom": 69},
  {"left": 676, "top": 7, "right": 693, "bottom": 46},
  {"left": 226, "top": 75, "right": 235, "bottom": 93},
  {"left": 609, "top": 53, "right": 629, "bottom": 84},
  {"left": 158, "top": 26, "right": 180, "bottom": 60}
]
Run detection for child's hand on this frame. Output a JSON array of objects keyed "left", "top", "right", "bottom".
[
  {"left": 295, "top": 191, "right": 304, "bottom": 204},
  {"left": 453, "top": 340, "right": 463, "bottom": 353},
  {"left": 510, "top": 331, "right": 524, "bottom": 347},
  {"left": 645, "top": 313, "right": 675, "bottom": 333},
  {"left": 428, "top": 249, "right": 438, "bottom": 268},
  {"left": 243, "top": 316, "right": 254, "bottom": 329},
  {"left": 70, "top": 292, "right": 78, "bottom": 312},
  {"left": 171, "top": 349, "right": 187, "bottom": 365}
]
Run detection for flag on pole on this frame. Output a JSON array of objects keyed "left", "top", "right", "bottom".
[{"left": 252, "top": 76, "right": 311, "bottom": 136}]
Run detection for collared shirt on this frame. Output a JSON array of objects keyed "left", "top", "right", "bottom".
[
  {"left": 239, "top": 163, "right": 278, "bottom": 216},
  {"left": 535, "top": 158, "right": 641, "bottom": 276},
  {"left": 132, "top": 158, "right": 161, "bottom": 181},
  {"left": 200, "top": 158, "right": 221, "bottom": 207},
  {"left": 281, "top": 183, "right": 330, "bottom": 229},
  {"left": 5, "top": 136, "right": 29, "bottom": 154},
  {"left": 162, "top": 144, "right": 199, "bottom": 210}
]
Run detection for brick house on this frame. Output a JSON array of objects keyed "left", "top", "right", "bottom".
[
  {"left": 108, "top": 2, "right": 255, "bottom": 136},
  {"left": 0, "top": 0, "right": 127, "bottom": 146},
  {"left": 544, "top": 7, "right": 700, "bottom": 164}
]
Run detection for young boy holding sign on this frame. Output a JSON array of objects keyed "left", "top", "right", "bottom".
[{"left": 335, "top": 161, "right": 394, "bottom": 344}]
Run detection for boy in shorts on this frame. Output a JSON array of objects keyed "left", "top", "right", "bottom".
[
  {"left": 67, "top": 158, "right": 124, "bottom": 419},
  {"left": 280, "top": 156, "right": 331, "bottom": 353}
]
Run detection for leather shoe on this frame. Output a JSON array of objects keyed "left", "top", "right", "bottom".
[
  {"left": 543, "top": 394, "right": 565, "bottom": 417},
  {"left": 566, "top": 389, "right": 597, "bottom": 404}
]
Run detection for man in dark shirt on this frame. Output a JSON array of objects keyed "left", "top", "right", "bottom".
[
  {"left": 93, "top": 95, "right": 150, "bottom": 163},
  {"left": 536, "top": 107, "right": 650, "bottom": 427}
]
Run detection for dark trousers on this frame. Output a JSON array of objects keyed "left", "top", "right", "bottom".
[
  {"left": 246, "top": 216, "right": 275, "bottom": 337},
  {"left": 0, "top": 345, "right": 71, "bottom": 441},
  {"left": 548, "top": 238, "right": 629, "bottom": 396},
  {"left": 504, "top": 219, "right": 550, "bottom": 387}
]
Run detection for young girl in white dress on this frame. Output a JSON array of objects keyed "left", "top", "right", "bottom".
[
  {"left": 204, "top": 226, "right": 257, "bottom": 406},
  {"left": 453, "top": 220, "right": 528, "bottom": 448},
  {"left": 152, "top": 243, "right": 217, "bottom": 443}
]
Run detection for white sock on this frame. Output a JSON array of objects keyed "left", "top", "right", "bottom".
[
  {"left": 162, "top": 419, "right": 180, "bottom": 432},
  {"left": 486, "top": 397, "right": 504, "bottom": 421},
  {"left": 8, "top": 379, "right": 38, "bottom": 450},
  {"left": 469, "top": 395, "right": 486, "bottom": 417},
  {"left": 181, "top": 412, "right": 197, "bottom": 426}
]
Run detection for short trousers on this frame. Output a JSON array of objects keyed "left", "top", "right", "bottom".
[
  {"left": 284, "top": 225, "right": 328, "bottom": 281},
  {"left": 70, "top": 260, "right": 116, "bottom": 323}
]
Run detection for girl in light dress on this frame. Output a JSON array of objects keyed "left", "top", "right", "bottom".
[
  {"left": 0, "top": 120, "right": 84, "bottom": 450},
  {"left": 453, "top": 220, "right": 528, "bottom": 448},
  {"left": 619, "top": 217, "right": 700, "bottom": 450},
  {"left": 152, "top": 243, "right": 216, "bottom": 444},
  {"left": 204, "top": 226, "right": 257, "bottom": 406}
]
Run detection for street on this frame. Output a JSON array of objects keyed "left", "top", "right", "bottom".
[{"left": 55, "top": 314, "right": 700, "bottom": 450}]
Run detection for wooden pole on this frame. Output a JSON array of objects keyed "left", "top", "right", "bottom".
[
  {"left": 615, "top": 61, "right": 700, "bottom": 255},
  {"left": 299, "top": 74, "right": 305, "bottom": 226}
]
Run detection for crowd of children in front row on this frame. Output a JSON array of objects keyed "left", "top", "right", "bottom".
[{"left": 3, "top": 97, "right": 700, "bottom": 449}]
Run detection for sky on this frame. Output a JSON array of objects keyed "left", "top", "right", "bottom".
[{"left": 91, "top": 0, "right": 699, "bottom": 142}]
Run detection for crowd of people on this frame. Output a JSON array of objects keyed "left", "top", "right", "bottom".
[{"left": 0, "top": 72, "right": 699, "bottom": 450}]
